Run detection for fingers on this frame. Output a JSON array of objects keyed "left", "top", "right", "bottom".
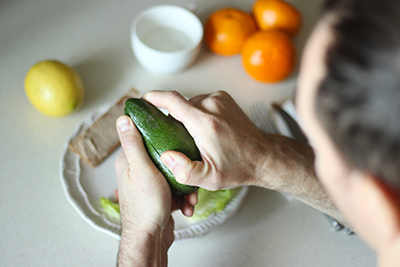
[
  {"left": 182, "top": 203, "right": 195, "bottom": 217},
  {"left": 182, "top": 192, "right": 198, "bottom": 217},
  {"left": 184, "top": 191, "right": 198, "bottom": 206},
  {"left": 142, "top": 91, "right": 201, "bottom": 130},
  {"left": 188, "top": 94, "right": 209, "bottom": 105},
  {"left": 161, "top": 150, "right": 208, "bottom": 187},
  {"left": 190, "top": 91, "right": 236, "bottom": 117},
  {"left": 172, "top": 194, "right": 196, "bottom": 217}
]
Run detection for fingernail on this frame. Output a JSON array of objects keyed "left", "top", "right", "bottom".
[
  {"left": 142, "top": 93, "right": 150, "bottom": 101},
  {"left": 118, "top": 118, "right": 131, "bottom": 133},
  {"left": 163, "top": 155, "right": 176, "bottom": 171}
]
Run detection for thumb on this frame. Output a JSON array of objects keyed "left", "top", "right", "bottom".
[
  {"left": 116, "top": 115, "right": 150, "bottom": 167},
  {"left": 161, "top": 151, "right": 205, "bottom": 187}
]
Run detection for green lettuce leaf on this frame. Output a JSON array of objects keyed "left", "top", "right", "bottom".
[
  {"left": 99, "top": 188, "right": 236, "bottom": 223},
  {"left": 100, "top": 197, "right": 120, "bottom": 222},
  {"left": 190, "top": 188, "right": 235, "bottom": 221}
]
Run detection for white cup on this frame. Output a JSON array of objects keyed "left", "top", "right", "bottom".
[{"left": 131, "top": 5, "right": 204, "bottom": 74}]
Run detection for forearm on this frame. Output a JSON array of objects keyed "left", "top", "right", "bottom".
[
  {"left": 118, "top": 228, "right": 167, "bottom": 267},
  {"left": 254, "top": 134, "right": 351, "bottom": 228}
]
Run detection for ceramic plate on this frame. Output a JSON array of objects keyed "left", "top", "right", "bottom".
[{"left": 60, "top": 103, "right": 248, "bottom": 241}]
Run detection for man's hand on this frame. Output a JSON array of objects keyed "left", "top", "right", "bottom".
[
  {"left": 143, "top": 90, "right": 269, "bottom": 190},
  {"left": 143, "top": 90, "right": 348, "bottom": 227},
  {"left": 115, "top": 115, "right": 197, "bottom": 266}
]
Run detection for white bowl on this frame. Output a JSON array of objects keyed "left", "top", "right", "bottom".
[{"left": 131, "top": 5, "right": 204, "bottom": 74}]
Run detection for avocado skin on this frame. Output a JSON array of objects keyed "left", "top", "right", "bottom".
[{"left": 124, "top": 98, "right": 200, "bottom": 195}]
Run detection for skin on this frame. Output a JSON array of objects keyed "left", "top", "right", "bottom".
[
  {"left": 115, "top": 88, "right": 345, "bottom": 266},
  {"left": 115, "top": 117, "right": 198, "bottom": 266},
  {"left": 296, "top": 16, "right": 400, "bottom": 266},
  {"left": 144, "top": 90, "right": 346, "bottom": 225},
  {"left": 115, "top": 14, "right": 400, "bottom": 267}
]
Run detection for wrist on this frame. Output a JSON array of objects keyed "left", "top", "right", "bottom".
[
  {"left": 250, "top": 134, "right": 350, "bottom": 226},
  {"left": 118, "top": 226, "right": 167, "bottom": 266},
  {"left": 249, "top": 132, "right": 279, "bottom": 188},
  {"left": 237, "top": 130, "right": 276, "bottom": 188},
  {"left": 251, "top": 133, "right": 315, "bottom": 190}
]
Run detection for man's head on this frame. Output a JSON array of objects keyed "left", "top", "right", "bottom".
[{"left": 296, "top": 0, "right": 400, "bottom": 262}]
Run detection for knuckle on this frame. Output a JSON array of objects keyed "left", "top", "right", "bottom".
[
  {"left": 167, "top": 90, "right": 182, "bottom": 101},
  {"left": 215, "top": 90, "right": 235, "bottom": 105},
  {"left": 200, "top": 91, "right": 230, "bottom": 113},
  {"left": 202, "top": 96, "right": 219, "bottom": 109},
  {"left": 213, "top": 90, "right": 228, "bottom": 98}
]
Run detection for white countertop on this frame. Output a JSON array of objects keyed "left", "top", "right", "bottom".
[{"left": 0, "top": 0, "right": 376, "bottom": 266}]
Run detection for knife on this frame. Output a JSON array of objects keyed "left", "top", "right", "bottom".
[{"left": 271, "top": 103, "right": 309, "bottom": 146}]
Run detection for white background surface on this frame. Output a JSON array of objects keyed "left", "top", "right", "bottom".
[{"left": 0, "top": 0, "right": 376, "bottom": 266}]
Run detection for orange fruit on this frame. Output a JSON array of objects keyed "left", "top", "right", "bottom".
[
  {"left": 205, "top": 8, "right": 257, "bottom": 56},
  {"left": 241, "top": 31, "right": 296, "bottom": 82},
  {"left": 252, "top": 0, "right": 302, "bottom": 37}
]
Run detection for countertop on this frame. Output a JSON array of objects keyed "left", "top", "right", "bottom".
[{"left": 0, "top": 0, "right": 376, "bottom": 266}]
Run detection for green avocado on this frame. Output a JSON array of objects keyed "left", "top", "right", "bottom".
[{"left": 124, "top": 98, "right": 200, "bottom": 195}]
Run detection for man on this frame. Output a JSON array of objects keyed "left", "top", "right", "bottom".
[{"left": 115, "top": 0, "right": 400, "bottom": 265}]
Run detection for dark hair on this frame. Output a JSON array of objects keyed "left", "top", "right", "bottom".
[{"left": 316, "top": 0, "right": 400, "bottom": 189}]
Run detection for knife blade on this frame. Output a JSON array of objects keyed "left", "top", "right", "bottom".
[{"left": 271, "top": 103, "right": 309, "bottom": 146}]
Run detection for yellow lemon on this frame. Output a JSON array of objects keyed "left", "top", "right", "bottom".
[{"left": 25, "top": 60, "right": 84, "bottom": 117}]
